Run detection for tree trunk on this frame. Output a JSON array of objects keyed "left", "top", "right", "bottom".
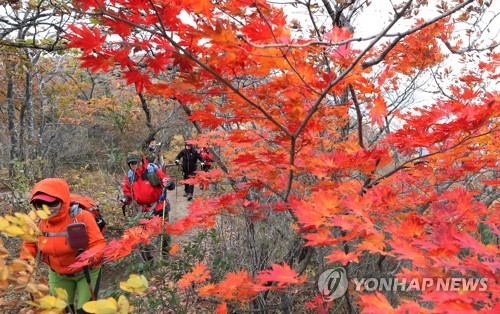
[
  {"left": 25, "top": 67, "right": 35, "bottom": 159},
  {"left": 6, "top": 61, "right": 19, "bottom": 177}
]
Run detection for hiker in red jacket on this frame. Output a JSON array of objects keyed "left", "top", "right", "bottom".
[
  {"left": 120, "top": 151, "right": 175, "bottom": 263},
  {"left": 199, "top": 146, "right": 213, "bottom": 190},
  {"left": 21, "top": 178, "right": 106, "bottom": 314},
  {"left": 199, "top": 147, "right": 213, "bottom": 172}
]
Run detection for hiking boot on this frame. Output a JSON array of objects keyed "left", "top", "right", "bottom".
[{"left": 187, "top": 193, "right": 193, "bottom": 201}]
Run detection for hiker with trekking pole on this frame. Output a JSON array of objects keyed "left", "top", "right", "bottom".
[
  {"left": 119, "top": 151, "right": 175, "bottom": 264},
  {"left": 20, "top": 178, "right": 106, "bottom": 314}
]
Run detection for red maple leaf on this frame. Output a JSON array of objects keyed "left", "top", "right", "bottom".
[
  {"left": 371, "top": 95, "right": 388, "bottom": 127},
  {"left": 256, "top": 262, "right": 307, "bottom": 289},
  {"left": 358, "top": 291, "right": 396, "bottom": 313},
  {"left": 325, "top": 250, "right": 360, "bottom": 266},
  {"left": 122, "top": 69, "right": 152, "bottom": 93},
  {"left": 65, "top": 24, "right": 107, "bottom": 55},
  {"left": 178, "top": 262, "right": 211, "bottom": 288}
]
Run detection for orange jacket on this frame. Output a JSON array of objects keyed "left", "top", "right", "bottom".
[{"left": 21, "top": 178, "right": 106, "bottom": 275}]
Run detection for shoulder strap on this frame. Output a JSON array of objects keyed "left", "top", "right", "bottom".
[
  {"left": 69, "top": 203, "right": 82, "bottom": 218},
  {"left": 43, "top": 204, "right": 81, "bottom": 237},
  {"left": 148, "top": 163, "right": 159, "bottom": 172},
  {"left": 127, "top": 169, "right": 135, "bottom": 182},
  {"left": 42, "top": 231, "right": 68, "bottom": 237}
]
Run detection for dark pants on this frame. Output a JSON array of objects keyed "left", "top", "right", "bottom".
[{"left": 183, "top": 172, "right": 195, "bottom": 194}]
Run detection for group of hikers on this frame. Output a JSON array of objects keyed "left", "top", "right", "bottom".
[{"left": 19, "top": 140, "right": 213, "bottom": 313}]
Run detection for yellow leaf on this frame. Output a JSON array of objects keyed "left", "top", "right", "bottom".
[
  {"left": 119, "top": 282, "right": 133, "bottom": 293},
  {"left": 83, "top": 301, "right": 98, "bottom": 313},
  {"left": 0, "top": 217, "right": 9, "bottom": 230},
  {"left": 0, "top": 246, "right": 9, "bottom": 258},
  {"left": 128, "top": 274, "right": 146, "bottom": 288},
  {"left": 133, "top": 287, "right": 147, "bottom": 296},
  {"left": 29, "top": 210, "right": 38, "bottom": 220},
  {"left": 39, "top": 295, "right": 57, "bottom": 309},
  {"left": 13, "top": 282, "right": 29, "bottom": 292},
  {"left": 26, "top": 282, "right": 39, "bottom": 293},
  {"left": 20, "top": 234, "right": 39, "bottom": 242},
  {"left": 54, "top": 287, "right": 68, "bottom": 301},
  {"left": 36, "top": 210, "right": 49, "bottom": 220},
  {"left": 0, "top": 267, "right": 9, "bottom": 281},
  {"left": 54, "top": 298, "right": 67, "bottom": 309},
  {"left": 10, "top": 259, "right": 29, "bottom": 271},
  {"left": 38, "top": 283, "right": 50, "bottom": 294},
  {"left": 4, "top": 225, "right": 24, "bottom": 236},
  {"left": 117, "top": 295, "right": 131, "bottom": 314},
  {"left": 94, "top": 298, "right": 118, "bottom": 313},
  {"left": 14, "top": 274, "right": 30, "bottom": 286}
]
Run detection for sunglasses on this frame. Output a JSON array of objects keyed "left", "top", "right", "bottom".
[{"left": 32, "top": 200, "right": 61, "bottom": 210}]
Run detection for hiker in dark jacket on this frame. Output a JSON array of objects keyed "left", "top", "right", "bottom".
[{"left": 175, "top": 142, "right": 204, "bottom": 201}]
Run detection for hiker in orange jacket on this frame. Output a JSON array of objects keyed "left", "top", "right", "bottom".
[
  {"left": 21, "top": 178, "right": 106, "bottom": 314},
  {"left": 120, "top": 151, "right": 175, "bottom": 262}
]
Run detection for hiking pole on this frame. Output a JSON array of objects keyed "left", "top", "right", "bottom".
[
  {"left": 83, "top": 265, "right": 96, "bottom": 301},
  {"left": 121, "top": 204, "right": 127, "bottom": 217},
  {"left": 159, "top": 186, "right": 168, "bottom": 261},
  {"left": 77, "top": 249, "right": 96, "bottom": 301}
]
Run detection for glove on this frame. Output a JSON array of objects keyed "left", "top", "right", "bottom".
[
  {"left": 175, "top": 160, "right": 180, "bottom": 165},
  {"left": 119, "top": 196, "right": 130, "bottom": 204}
]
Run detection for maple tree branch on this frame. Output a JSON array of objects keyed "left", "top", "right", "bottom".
[
  {"left": 296, "top": 246, "right": 313, "bottom": 275},
  {"left": 430, "top": 68, "right": 455, "bottom": 100},
  {"left": 442, "top": 40, "right": 500, "bottom": 54},
  {"left": 365, "top": 128, "right": 500, "bottom": 189},
  {"left": 138, "top": 92, "right": 153, "bottom": 133},
  {"left": 87, "top": 6, "right": 293, "bottom": 140},
  {"left": 292, "top": 1, "right": 412, "bottom": 140},
  {"left": 236, "top": 33, "right": 364, "bottom": 49},
  {"left": 361, "top": 0, "right": 474, "bottom": 69},
  {"left": 0, "top": 40, "right": 65, "bottom": 52},
  {"left": 348, "top": 84, "right": 365, "bottom": 149},
  {"left": 147, "top": 0, "right": 170, "bottom": 39},
  {"left": 253, "top": 3, "right": 321, "bottom": 96}
]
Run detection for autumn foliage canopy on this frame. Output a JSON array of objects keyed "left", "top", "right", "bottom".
[{"left": 57, "top": 0, "right": 500, "bottom": 312}]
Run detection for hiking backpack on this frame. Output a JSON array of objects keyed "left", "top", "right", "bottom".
[
  {"left": 69, "top": 194, "right": 107, "bottom": 234},
  {"left": 127, "top": 163, "right": 162, "bottom": 187}
]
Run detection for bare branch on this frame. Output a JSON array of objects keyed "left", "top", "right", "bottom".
[{"left": 348, "top": 84, "right": 365, "bottom": 149}]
